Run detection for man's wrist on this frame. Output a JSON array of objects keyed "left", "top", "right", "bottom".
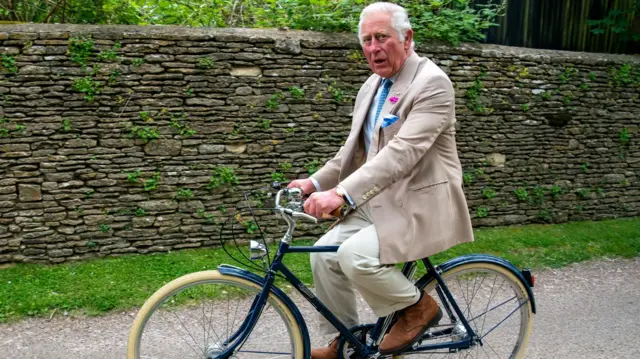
[
  {"left": 309, "top": 177, "right": 321, "bottom": 192},
  {"left": 335, "top": 185, "right": 356, "bottom": 208}
]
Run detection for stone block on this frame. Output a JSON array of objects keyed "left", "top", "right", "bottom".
[
  {"left": 100, "top": 139, "right": 135, "bottom": 148},
  {"left": 66, "top": 139, "right": 98, "bottom": 148},
  {"left": 57, "top": 227, "right": 75, "bottom": 235},
  {"left": 140, "top": 200, "right": 179, "bottom": 212},
  {"left": 20, "top": 65, "right": 51, "bottom": 74},
  {"left": 178, "top": 201, "right": 204, "bottom": 212},
  {"left": 226, "top": 143, "right": 246, "bottom": 154},
  {"left": 275, "top": 38, "right": 301, "bottom": 54},
  {"left": 58, "top": 181, "right": 84, "bottom": 189},
  {"left": 230, "top": 66, "right": 262, "bottom": 77},
  {"left": 235, "top": 87, "right": 253, "bottom": 95},
  {"left": 133, "top": 217, "right": 155, "bottom": 228},
  {"left": 0, "top": 46, "right": 20, "bottom": 55},
  {"left": 247, "top": 144, "right": 274, "bottom": 154},
  {"left": 0, "top": 186, "right": 16, "bottom": 194},
  {"left": 144, "top": 139, "right": 182, "bottom": 156},
  {"left": 603, "top": 174, "right": 625, "bottom": 183},
  {"left": 83, "top": 215, "right": 112, "bottom": 226},
  {"left": 144, "top": 54, "right": 174, "bottom": 62},
  {"left": 137, "top": 98, "right": 183, "bottom": 107},
  {"left": 86, "top": 179, "right": 118, "bottom": 187},
  {"left": 486, "top": 153, "right": 506, "bottom": 167},
  {"left": 185, "top": 98, "right": 225, "bottom": 106},
  {"left": 18, "top": 184, "right": 42, "bottom": 202},
  {"left": 45, "top": 173, "right": 74, "bottom": 182},
  {"left": 130, "top": 64, "right": 164, "bottom": 73},
  {"left": 0, "top": 144, "right": 30, "bottom": 152},
  {"left": 49, "top": 249, "right": 73, "bottom": 257}
]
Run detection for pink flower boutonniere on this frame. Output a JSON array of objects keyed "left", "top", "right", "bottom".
[{"left": 389, "top": 96, "right": 399, "bottom": 104}]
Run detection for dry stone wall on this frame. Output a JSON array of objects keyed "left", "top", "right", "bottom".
[{"left": 0, "top": 24, "right": 639, "bottom": 264}]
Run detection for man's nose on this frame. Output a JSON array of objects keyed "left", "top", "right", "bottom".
[{"left": 369, "top": 42, "right": 381, "bottom": 54}]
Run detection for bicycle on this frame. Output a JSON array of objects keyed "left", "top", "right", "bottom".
[{"left": 127, "top": 182, "right": 537, "bottom": 358}]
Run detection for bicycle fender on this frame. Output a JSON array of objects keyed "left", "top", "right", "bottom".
[
  {"left": 435, "top": 254, "right": 537, "bottom": 314},
  {"left": 217, "top": 264, "right": 311, "bottom": 357}
]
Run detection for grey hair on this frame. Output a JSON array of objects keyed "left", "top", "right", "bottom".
[{"left": 357, "top": 2, "right": 414, "bottom": 47}]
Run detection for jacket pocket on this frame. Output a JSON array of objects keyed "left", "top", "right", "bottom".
[
  {"left": 381, "top": 118, "right": 403, "bottom": 136},
  {"left": 410, "top": 180, "right": 448, "bottom": 194}
]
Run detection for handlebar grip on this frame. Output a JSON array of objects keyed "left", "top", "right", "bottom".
[
  {"left": 330, "top": 207, "right": 343, "bottom": 218},
  {"left": 321, "top": 206, "right": 345, "bottom": 219}
]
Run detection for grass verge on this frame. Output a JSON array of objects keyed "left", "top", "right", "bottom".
[{"left": 0, "top": 217, "right": 638, "bottom": 323}]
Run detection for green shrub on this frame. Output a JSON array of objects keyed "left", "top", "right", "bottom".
[
  {"left": 7, "top": 0, "right": 506, "bottom": 47},
  {"left": 405, "top": 0, "right": 506, "bottom": 46}
]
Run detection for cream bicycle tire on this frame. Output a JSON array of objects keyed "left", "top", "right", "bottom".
[{"left": 127, "top": 270, "right": 306, "bottom": 358}]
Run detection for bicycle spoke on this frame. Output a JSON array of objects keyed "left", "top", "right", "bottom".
[
  {"left": 201, "top": 299, "right": 209, "bottom": 352},
  {"left": 226, "top": 292, "right": 231, "bottom": 343},
  {"left": 229, "top": 292, "right": 242, "bottom": 343},
  {"left": 205, "top": 298, "right": 221, "bottom": 348},
  {"left": 467, "top": 296, "right": 517, "bottom": 324},
  {"left": 480, "top": 300, "right": 527, "bottom": 340},
  {"left": 481, "top": 339, "right": 502, "bottom": 358},
  {"left": 468, "top": 273, "right": 487, "bottom": 315},
  {"left": 479, "top": 276, "right": 505, "bottom": 336},
  {"left": 159, "top": 309, "right": 205, "bottom": 357},
  {"left": 455, "top": 276, "right": 472, "bottom": 322}
]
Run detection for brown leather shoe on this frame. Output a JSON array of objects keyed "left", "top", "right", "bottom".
[
  {"left": 378, "top": 291, "right": 443, "bottom": 354},
  {"left": 311, "top": 335, "right": 340, "bottom": 359}
]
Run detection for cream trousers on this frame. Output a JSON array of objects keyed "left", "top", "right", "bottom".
[{"left": 310, "top": 203, "right": 421, "bottom": 334}]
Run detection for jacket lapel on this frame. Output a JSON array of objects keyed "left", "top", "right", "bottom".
[
  {"left": 341, "top": 79, "right": 379, "bottom": 172},
  {"left": 368, "top": 52, "right": 422, "bottom": 156},
  {"left": 352, "top": 80, "right": 379, "bottom": 138}
]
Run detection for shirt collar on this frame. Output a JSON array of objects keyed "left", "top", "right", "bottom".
[{"left": 382, "top": 73, "right": 398, "bottom": 84}]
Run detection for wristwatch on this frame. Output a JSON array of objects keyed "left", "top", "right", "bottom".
[
  {"left": 335, "top": 186, "right": 347, "bottom": 201},
  {"left": 335, "top": 186, "right": 355, "bottom": 209}
]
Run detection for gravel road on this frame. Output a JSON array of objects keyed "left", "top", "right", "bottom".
[{"left": 1, "top": 257, "right": 639, "bottom": 359}]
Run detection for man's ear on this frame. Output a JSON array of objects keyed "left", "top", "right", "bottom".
[{"left": 404, "top": 29, "right": 414, "bottom": 52}]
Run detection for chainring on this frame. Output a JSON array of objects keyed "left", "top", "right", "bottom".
[{"left": 337, "top": 324, "right": 377, "bottom": 359}]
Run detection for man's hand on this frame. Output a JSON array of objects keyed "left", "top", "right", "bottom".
[
  {"left": 287, "top": 178, "right": 316, "bottom": 195},
  {"left": 304, "top": 188, "right": 345, "bottom": 219}
]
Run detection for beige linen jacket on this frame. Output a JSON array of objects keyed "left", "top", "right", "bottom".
[{"left": 311, "top": 51, "right": 474, "bottom": 265}]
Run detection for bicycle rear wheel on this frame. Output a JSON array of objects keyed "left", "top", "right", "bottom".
[
  {"left": 397, "top": 262, "right": 533, "bottom": 358},
  {"left": 127, "top": 270, "right": 305, "bottom": 358}
]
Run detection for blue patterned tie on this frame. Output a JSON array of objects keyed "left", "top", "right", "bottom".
[{"left": 374, "top": 78, "right": 392, "bottom": 125}]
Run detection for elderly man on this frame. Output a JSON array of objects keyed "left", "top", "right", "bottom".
[{"left": 288, "top": 2, "right": 474, "bottom": 357}]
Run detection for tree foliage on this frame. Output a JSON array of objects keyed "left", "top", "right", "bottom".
[
  {"left": 0, "top": 0, "right": 506, "bottom": 46},
  {"left": 587, "top": 0, "right": 640, "bottom": 42}
]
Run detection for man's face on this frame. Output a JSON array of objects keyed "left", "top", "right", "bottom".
[{"left": 360, "top": 11, "right": 412, "bottom": 78}]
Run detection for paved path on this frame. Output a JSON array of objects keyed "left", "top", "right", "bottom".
[{"left": 1, "top": 257, "right": 639, "bottom": 358}]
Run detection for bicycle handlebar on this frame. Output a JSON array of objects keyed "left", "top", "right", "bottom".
[{"left": 273, "top": 185, "right": 318, "bottom": 224}]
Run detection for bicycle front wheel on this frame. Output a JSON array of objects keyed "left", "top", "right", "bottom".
[{"left": 127, "top": 270, "right": 305, "bottom": 359}]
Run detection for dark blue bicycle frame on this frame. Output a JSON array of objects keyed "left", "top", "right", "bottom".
[{"left": 214, "top": 238, "right": 525, "bottom": 359}]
